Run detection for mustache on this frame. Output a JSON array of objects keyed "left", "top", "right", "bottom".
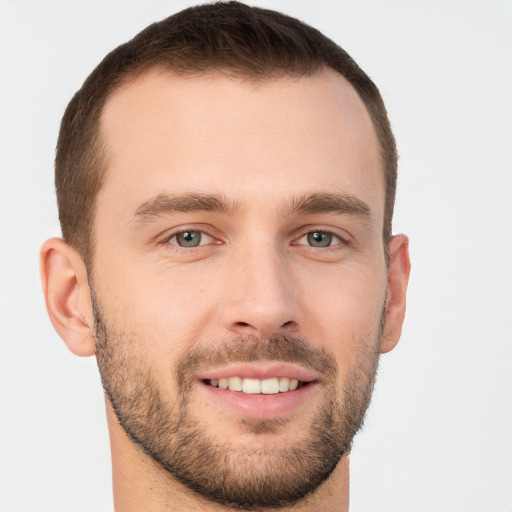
[{"left": 176, "top": 334, "right": 338, "bottom": 383}]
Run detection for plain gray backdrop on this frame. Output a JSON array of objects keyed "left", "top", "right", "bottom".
[{"left": 1, "top": 1, "right": 511, "bottom": 511}]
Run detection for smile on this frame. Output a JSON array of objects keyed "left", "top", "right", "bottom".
[
  {"left": 206, "top": 376, "right": 304, "bottom": 394},
  {"left": 197, "top": 363, "right": 318, "bottom": 417}
]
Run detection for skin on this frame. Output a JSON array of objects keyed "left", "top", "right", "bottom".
[{"left": 40, "top": 68, "right": 410, "bottom": 511}]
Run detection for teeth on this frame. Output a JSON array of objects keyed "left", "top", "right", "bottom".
[
  {"left": 227, "top": 376, "right": 243, "bottom": 392},
  {"left": 243, "top": 378, "right": 261, "bottom": 394},
  {"left": 279, "top": 377, "right": 290, "bottom": 392},
  {"left": 261, "top": 378, "right": 279, "bottom": 394},
  {"left": 208, "top": 376, "right": 304, "bottom": 394}
]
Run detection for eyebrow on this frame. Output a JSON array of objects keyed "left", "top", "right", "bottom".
[
  {"left": 131, "top": 193, "right": 240, "bottom": 224},
  {"left": 130, "top": 191, "right": 372, "bottom": 226},
  {"left": 285, "top": 192, "right": 372, "bottom": 220}
]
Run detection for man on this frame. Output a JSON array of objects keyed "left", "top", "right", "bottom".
[{"left": 40, "top": 2, "right": 410, "bottom": 511}]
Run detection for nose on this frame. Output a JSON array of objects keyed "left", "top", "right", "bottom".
[{"left": 220, "top": 242, "right": 302, "bottom": 339}]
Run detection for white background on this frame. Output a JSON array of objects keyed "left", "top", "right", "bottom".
[{"left": 1, "top": 1, "right": 511, "bottom": 511}]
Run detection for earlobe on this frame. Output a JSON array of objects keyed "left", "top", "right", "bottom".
[
  {"left": 40, "top": 238, "right": 96, "bottom": 357},
  {"left": 380, "top": 234, "right": 411, "bottom": 354}
]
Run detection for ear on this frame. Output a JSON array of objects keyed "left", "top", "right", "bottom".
[
  {"left": 380, "top": 234, "right": 411, "bottom": 354},
  {"left": 40, "top": 238, "right": 96, "bottom": 356}
]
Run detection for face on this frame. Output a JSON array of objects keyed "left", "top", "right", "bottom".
[{"left": 92, "top": 69, "right": 388, "bottom": 508}]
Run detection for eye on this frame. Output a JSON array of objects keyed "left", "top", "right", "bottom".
[
  {"left": 296, "top": 230, "right": 342, "bottom": 248},
  {"left": 167, "top": 230, "right": 214, "bottom": 248}
]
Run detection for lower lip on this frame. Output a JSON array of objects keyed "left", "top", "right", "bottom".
[{"left": 198, "top": 381, "right": 317, "bottom": 419}]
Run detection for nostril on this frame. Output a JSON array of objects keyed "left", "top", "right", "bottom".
[{"left": 225, "top": 317, "right": 300, "bottom": 337}]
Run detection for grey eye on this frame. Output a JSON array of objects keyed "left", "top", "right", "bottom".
[
  {"left": 174, "top": 231, "right": 203, "bottom": 247},
  {"left": 307, "top": 231, "right": 333, "bottom": 247}
]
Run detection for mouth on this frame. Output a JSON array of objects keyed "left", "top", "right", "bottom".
[{"left": 196, "top": 363, "right": 318, "bottom": 418}]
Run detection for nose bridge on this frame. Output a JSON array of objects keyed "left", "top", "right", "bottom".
[{"left": 220, "top": 236, "right": 301, "bottom": 338}]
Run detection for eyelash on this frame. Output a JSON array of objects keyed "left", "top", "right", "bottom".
[
  {"left": 157, "top": 226, "right": 349, "bottom": 251},
  {"left": 294, "top": 226, "right": 351, "bottom": 249},
  {"left": 158, "top": 228, "right": 219, "bottom": 249}
]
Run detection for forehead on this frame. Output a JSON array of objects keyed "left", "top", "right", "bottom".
[{"left": 98, "top": 68, "right": 383, "bottom": 221}]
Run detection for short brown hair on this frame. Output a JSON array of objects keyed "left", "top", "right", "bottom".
[{"left": 55, "top": 1, "right": 397, "bottom": 267}]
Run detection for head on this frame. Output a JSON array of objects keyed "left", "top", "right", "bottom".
[{"left": 42, "top": 2, "right": 410, "bottom": 510}]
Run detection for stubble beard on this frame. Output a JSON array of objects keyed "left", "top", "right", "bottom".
[{"left": 92, "top": 295, "right": 382, "bottom": 510}]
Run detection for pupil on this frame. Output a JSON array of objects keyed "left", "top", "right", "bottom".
[{"left": 308, "top": 231, "right": 332, "bottom": 247}]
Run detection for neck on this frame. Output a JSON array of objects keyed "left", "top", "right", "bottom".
[{"left": 107, "top": 404, "right": 350, "bottom": 512}]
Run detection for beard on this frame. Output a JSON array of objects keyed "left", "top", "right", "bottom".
[{"left": 92, "top": 292, "right": 381, "bottom": 510}]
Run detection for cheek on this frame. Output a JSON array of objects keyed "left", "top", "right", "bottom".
[
  {"left": 93, "top": 243, "right": 387, "bottom": 376},
  {"left": 92, "top": 261, "right": 219, "bottom": 367},
  {"left": 298, "top": 263, "right": 386, "bottom": 363}
]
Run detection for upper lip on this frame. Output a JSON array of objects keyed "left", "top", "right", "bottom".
[{"left": 196, "top": 362, "right": 317, "bottom": 382}]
